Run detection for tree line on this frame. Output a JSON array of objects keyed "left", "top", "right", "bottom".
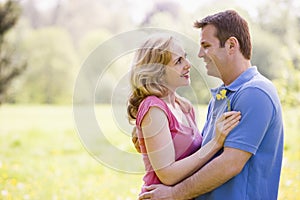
[{"left": 0, "top": 0, "right": 299, "bottom": 106}]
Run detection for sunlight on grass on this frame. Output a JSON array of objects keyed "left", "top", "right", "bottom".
[
  {"left": 278, "top": 107, "right": 300, "bottom": 200},
  {"left": 0, "top": 104, "right": 299, "bottom": 199},
  {"left": 0, "top": 105, "right": 143, "bottom": 199}
]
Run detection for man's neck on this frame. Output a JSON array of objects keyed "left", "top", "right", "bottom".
[{"left": 223, "top": 60, "right": 251, "bottom": 86}]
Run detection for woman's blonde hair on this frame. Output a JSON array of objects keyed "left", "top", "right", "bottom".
[{"left": 127, "top": 35, "right": 174, "bottom": 124}]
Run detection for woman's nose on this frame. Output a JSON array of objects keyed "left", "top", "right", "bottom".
[{"left": 184, "top": 60, "right": 191, "bottom": 69}]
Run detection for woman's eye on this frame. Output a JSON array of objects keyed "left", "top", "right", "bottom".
[{"left": 176, "top": 57, "right": 182, "bottom": 64}]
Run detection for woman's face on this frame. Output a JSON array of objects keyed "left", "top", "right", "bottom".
[{"left": 164, "top": 42, "right": 191, "bottom": 91}]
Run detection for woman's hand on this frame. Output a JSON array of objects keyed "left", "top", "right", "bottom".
[{"left": 214, "top": 111, "right": 241, "bottom": 146}]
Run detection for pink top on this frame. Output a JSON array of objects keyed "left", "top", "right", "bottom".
[{"left": 136, "top": 96, "right": 202, "bottom": 192}]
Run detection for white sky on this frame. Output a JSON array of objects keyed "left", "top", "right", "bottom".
[
  {"left": 20, "top": 0, "right": 300, "bottom": 19},
  {"left": 29, "top": 0, "right": 258, "bottom": 12}
]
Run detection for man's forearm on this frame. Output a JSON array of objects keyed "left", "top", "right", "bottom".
[
  {"left": 172, "top": 155, "right": 233, "bottom": 199},
  {"left": 171, "top": 148, "right": 251, "bottom": 200}
]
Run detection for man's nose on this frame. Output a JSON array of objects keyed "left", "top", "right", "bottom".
[{"left": 198, "top": 48, "right": 204, "bottom": 58}]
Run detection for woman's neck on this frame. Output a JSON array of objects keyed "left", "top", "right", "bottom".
[
  {"left": 161, "top": 92, "right": 190, "bottom": 127},
  {"left": 161, "top": 92, "right": 176, "bottom": 107}
]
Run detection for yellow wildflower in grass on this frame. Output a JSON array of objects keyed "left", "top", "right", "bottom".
[{"left": 216, "top": 89, "right": 231, "bottom": 111}]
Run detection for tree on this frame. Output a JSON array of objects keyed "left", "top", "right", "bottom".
[
  {"left": 0, "top": 0, "right": 26, "bottom": 104},
  {"left": 13, "top": 27, "right": 78, "bottom": 104}
]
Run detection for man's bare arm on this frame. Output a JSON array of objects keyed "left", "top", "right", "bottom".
[
  {"left": 172, "top": 147, "right": 252, "bottom": 199},
  {"left": 138, "top": 147, "right": 252, "bottom": 200}
]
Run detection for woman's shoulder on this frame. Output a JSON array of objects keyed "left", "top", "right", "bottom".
[
  {"left": 137, "top": 96, "right": 170, "bottom": 125},
  {"left": 140, "top": 95, "right": 166, "bottom": 107},
  {"left": 139, "top": 96, "right": 167, "bottom": 110}
]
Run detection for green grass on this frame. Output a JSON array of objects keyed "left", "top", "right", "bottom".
[
  {"left": 0, "top": 105, "right": 299, "bottom": 199},
  {"left": 0, "top": 105, "right": 142, "bottom": 199}
]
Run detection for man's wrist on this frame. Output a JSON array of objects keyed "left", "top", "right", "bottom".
[{"left": 171, "top": 183, "right": 183, "bottom": 200}]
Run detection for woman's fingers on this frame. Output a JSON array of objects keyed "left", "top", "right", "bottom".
[
  {"left": 225, "top": 112, "right": 241, "bottom": 123},
  {"left": 222, "top": 113, "right": 241, "bottom": 132},
  {"left": 217, "top": 111, "right": 240, "bottom": 122},
  {"left": 224, "top": 118, "right": 240, "bottom": 132},
  {"left": 216, "top": 111, "right": 241, "bottom": 134}
]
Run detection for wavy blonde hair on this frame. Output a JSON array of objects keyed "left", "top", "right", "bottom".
[{"left": 127, "top": 35, "right": 174, "bottom": 124}]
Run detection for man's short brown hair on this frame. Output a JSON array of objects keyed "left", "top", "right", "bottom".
[{"left": 194, "top": 10, "right": 252, "bottom": 60}]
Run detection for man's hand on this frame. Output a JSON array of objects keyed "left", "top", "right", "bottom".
[
  {"left": 131, "top": 126, "right": 141, "bottom": 153},
  {"left": 138, "top": 184, "right": 174, "bottom": 200}
]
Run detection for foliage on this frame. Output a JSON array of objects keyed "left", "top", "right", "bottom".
[
  {"left": 79, "top": 29, "right": 112, "bottom": 60},
  {"left": 253, "top": 0, "right": 300, "bottom": 106},
  {"left": 1, "top": 0, "right": 299, "bottom": 107},
  {"left": 12, "top": 27, "right": 79, "bottom": 104},
  {"left": 251, "top": 26, "right": 286, "bottom": 80},
  {"left": 273, "top": 60, "right": 300, "bottom": 107},
  {"left": 0, "top": 0, "right": 26, "bottom": 104}
]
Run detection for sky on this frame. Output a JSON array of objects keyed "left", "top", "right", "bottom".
[
  {"left": 14, "top": 0, "right": 300, "bottom": 22},
  {"left": 25, "top": 0, "right": 264, "bottom": 13}
]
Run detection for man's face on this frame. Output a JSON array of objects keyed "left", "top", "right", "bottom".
[{"left": 198, "top": 24, "right": 227, "bottom": 78}]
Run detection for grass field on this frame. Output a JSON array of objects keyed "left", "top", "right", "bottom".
[{"left": 0, "top": 104, "right": 299, "bottom": 199}]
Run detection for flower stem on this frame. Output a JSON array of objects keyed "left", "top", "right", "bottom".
[{"left": 227, "top": 99, "right": 231, "bottom": 111}]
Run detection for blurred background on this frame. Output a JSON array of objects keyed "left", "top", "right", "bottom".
[{"left": 0, "top": 0, "right": 299, "bottom": 199}]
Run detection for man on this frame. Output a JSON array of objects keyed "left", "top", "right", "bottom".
[{"left": 138, "top": 10, "right": 284, "bottom": 200}]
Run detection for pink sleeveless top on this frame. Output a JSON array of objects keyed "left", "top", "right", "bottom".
[{"left": 136, "top": 96, "right": 202, "bottom": 192}]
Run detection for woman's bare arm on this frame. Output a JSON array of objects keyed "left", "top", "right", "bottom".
[{"left": 141, "top": 107, "right": 240, "bottom": 185}]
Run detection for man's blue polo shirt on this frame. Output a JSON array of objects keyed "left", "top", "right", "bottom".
[{"left": 197, "top": 67, "right": 284, "bottom": 200}]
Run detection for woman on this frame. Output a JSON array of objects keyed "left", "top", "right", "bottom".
[{"left": 127, "top": 35, "right": 240, "bottom": 193}]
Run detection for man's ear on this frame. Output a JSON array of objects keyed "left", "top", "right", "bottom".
[{"left": 226, "top": 37, "right": 239, "bottom": 54}]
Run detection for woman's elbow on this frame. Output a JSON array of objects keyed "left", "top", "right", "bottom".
[
  {"left": 156, "top": 171, "right": 179, "bottom": 186},
  {"left": 160, "top": 179, "right": 176, "bottom": 186}
]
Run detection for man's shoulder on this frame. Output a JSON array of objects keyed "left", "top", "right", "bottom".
[
  {"left": 239, "top": 73, "right": 276, "bottom": 94},
  {"left": 235, "top": 74, "right": 281, "bottom": 107}
]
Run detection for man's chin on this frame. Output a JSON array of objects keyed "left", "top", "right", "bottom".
[{"left": 207, "top": 71, "right": 220, "bottom": 78}]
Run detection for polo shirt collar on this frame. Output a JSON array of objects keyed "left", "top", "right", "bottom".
[{"left": 211, "top": 66, "right": 259, "bottom": 96}]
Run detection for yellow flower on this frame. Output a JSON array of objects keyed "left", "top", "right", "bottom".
[
  {"left": 216, "top": 89, "right": 231, "bottom": 111},
  {"left": 216, "top": 89, "right": 227, "bottom": 100}
]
